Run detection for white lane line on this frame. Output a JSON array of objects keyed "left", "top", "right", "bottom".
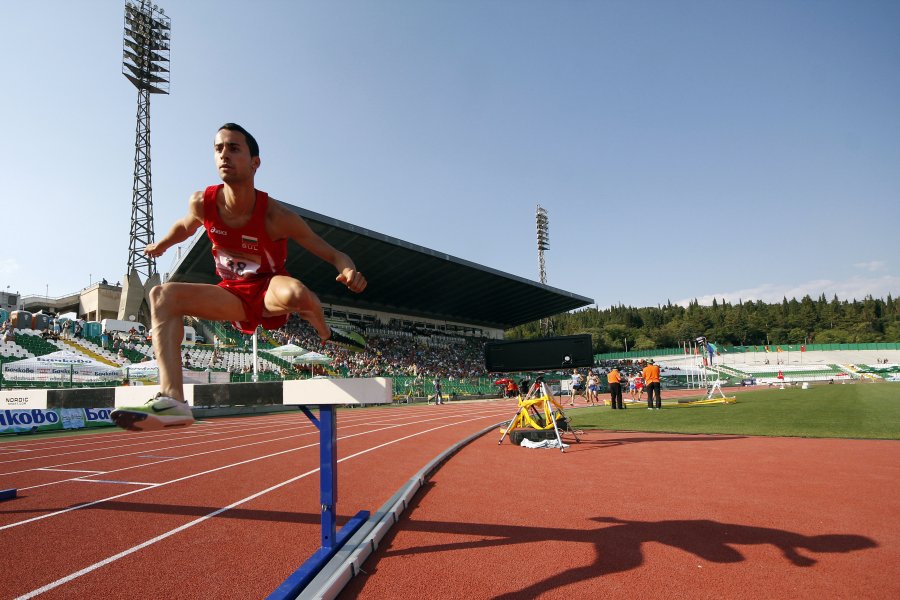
[
  {"left": 73, "top": 480, "right": 159, "bottom": 486},
  {"left": 14, "top": 406, "right": 417, "bottom": 452},
  {"left": 2, "top": 404, "right": 505, "bottom": 480},
  {"left": 14, "top": 410, "right": 502, "bottom": 600},
  {"left": 0, "top": 418, "right": 317, "bottom": 467},
  {"left": 14, "top": 431, "right": 315, "bottom": 492},
  {"left": 0, "top": 412, "right": 309, "bottom": 451},
  {"left": 0, "top": 403, "right": 484, "bottom": 459},
  {"left": 9, "top": 408, "right": 419, "bottom": 490},
  {"left": 2, "top": 406, "right": 512, "bottom": 528},
  {"left": 0, "top": 421, "right": 318, "bottom": 476},
  {"left": 11, "top": 402, "right": 509, "bottom": 494},
  {"left": 0, "top": 405, "right": 423, "bottom": 472},
  {"left": 35, "top": 469, "right": 106, "bottom": 474},
  {"left": 0, "top": 403, "right": 486, "bottom": 456}
]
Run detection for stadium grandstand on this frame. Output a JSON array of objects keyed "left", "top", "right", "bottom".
[
  {"left": 3, "top": 203, "right": 898, "bottom": 396},
  {"left": 0, "top": 201, "right": 594, "bottom": 398}
]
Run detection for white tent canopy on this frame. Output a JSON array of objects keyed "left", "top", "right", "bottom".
[
  {"left": 121, "top": 359, "right": 161, "bottom": 377},
  {"left": 268, "top": 344, "right": 310, "bottom": 358},
  {"left": 35, "top": 350, "right": 96, "bottom": 365},
  {"left": 295, "top": 351, "right": 332, "bottom": 365},
  {"left": 3, "top": 350, "right": 121, "bottom": 382}
]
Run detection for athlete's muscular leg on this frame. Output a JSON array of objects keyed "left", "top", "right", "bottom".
[
  {"left": 149, "top": 283, "right": 247, "bottom": 401},
  {"left": 263, "top": 276, "right": 330, "bottom": 340}
]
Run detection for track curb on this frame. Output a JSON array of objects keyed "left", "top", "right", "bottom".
[{"left": 293, "top": 421, "right": 505, "bottom": 600}]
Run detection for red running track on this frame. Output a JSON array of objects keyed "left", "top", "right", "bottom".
[
  {"left": 0, "top": 400, "right": 517, "bottom": 600},
  {"left": 341, "top": 427, "right": 900, "bottom": 599}
]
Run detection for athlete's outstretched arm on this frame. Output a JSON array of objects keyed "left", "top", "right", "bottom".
[
  {"left": 269, "top": 200, "right": 367, "bottom": 293},
  {"left": 145, "top": 192, "right": 205, "bottom": 258}
]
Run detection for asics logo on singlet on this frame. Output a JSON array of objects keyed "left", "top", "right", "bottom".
[{"left": 210, "top": 227, "right": 228, "bottom": 236}]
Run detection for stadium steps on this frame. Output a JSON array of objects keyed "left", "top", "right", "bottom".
[
  {"left": 711, "top": 364, "right": 747, "bottom": 378},
  {"left": 59, "top": 339, "right": 119, "bottom": 367}
]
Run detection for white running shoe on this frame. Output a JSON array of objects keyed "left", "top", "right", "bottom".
[{"left": 111, "top": 394, "right": 195, "bottom": 432}]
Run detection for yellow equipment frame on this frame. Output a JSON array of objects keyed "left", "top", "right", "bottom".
[{"left": 499, "top": 379, "right": 579, "bottom": 452}]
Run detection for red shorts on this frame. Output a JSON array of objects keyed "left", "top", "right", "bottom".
[{"left": 218, "top": 272, "right": 290, "bottom": 334}]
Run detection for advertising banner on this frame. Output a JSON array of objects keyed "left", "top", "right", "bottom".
[
  {"left": 0, "top": 389, "right": 48, "bottom": 410},
  {"left": 0, "top": 407, "right": 114, "bottom": 434}
]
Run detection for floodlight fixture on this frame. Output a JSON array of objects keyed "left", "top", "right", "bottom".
[
  {"left": 122, "top": 0, "right": 171, "bottom": 94},
  {"left": 536, "top": 205, "right": 550, "bottom": 255},
  {"left": 535, "top": 204, "right": 553, "bottom": 335}
]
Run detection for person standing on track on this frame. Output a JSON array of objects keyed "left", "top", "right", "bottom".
[
  {"left": 607, "top": 366, "right": 624, "bottom": 409},
  {"left": 433, "top": 377, "right": 444, "bottom": 405},
  {"left": 112, "top": 123, "right": 367, "bottom": 432},
  {"left": 642, "top": 359, "right": 662, "bottom": 409}
]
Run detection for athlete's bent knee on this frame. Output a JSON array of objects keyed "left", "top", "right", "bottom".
[
  {"left": 285, "top": 282, "right": 320, "bottom": 310},
  {"left": 150, "top": 283, "right": 185, "bottom": 314}
]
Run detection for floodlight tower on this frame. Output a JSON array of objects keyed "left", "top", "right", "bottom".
[
  {"left": 118, "top": 1, "right": 170, "bottom": 323},
  {"left": 536, "top": 205, "right": 553, "bottom": 336}
]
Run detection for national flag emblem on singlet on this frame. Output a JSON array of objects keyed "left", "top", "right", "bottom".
[{"left": 241, "top": 235, "right": 259, "bottom": 250}]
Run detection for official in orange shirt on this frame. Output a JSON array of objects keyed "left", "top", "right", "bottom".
[
  {"left": 642, "top": 359, "right": 662, "bottom": 409},
  {"left": 607, "top": 366, "right": 624, "bottom": 409}
]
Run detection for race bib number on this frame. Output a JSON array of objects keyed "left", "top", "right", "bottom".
[{"left": 215, "top": 249, "right": 261, "bottom": 279}]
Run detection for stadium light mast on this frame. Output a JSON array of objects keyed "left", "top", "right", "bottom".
[
  {"left": 536, "top": 205, "right": 553, "bottom": 336},
  {"left": 118, "top": 1, "right": 170, "bottom": 324}
]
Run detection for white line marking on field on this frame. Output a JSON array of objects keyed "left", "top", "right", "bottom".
[
  {"left": 36, "top": 469, "right": 106, "bottom": 474},
  {"left": 73, "top": 480, "right": 158, "bottom": 486},
  {"left": 3, "top": 405, "right": 509, "bottom": 526},
  {"left": 7, "top": 405, "right": 506, "bottom": 491},
  {"left": 14, "top": 410, "right": 504, "bottom": 600}
]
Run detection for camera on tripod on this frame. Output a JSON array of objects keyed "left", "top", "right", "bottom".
[{"left": 486, "top": 335, "right": 592, "bottom": 452}]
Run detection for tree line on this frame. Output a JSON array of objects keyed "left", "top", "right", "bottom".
[{"left": 506, "top": 294, "right": 900, "bottom": 354}]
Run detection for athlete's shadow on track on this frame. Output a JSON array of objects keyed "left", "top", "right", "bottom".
[{"left": 380, "top": 510, "right": 876, "bottom": 599}]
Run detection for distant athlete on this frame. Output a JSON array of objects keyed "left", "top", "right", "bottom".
[
  {"left": 631, "top": 373, "right": 645, "bottom": 403},
  {"left": 570, "top": 369, "right": 587, "bottom": 406},
  {"left": 112, "top": 123, "right": 367, "bottom": 431}
]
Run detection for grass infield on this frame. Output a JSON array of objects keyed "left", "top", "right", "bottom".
[{"left": 569, "top": 383, "right": 900, "bottom": 440}]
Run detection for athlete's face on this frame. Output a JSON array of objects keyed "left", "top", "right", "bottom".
[{"left": 214, "top": 129, "right": 260, "bottom": 184}]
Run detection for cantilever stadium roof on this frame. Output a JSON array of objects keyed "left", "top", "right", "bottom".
[{"left": 167, "top": 202, "right": 593, "bottom": 330}]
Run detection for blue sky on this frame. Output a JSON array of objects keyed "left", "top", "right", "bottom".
[{"left": 2, "top": 0, "right": 898, "bottom": 312}]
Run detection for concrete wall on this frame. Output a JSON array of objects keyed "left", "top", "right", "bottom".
[{"left": 79, "top": 283, "right": 123, "bottom": 322}]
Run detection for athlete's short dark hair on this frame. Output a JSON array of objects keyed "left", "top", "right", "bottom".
[{"left": 218, "top": 123, "right": 260, "bottom": 157}]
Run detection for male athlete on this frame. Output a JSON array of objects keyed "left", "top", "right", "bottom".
[{"left": 112, "top": 123, "right": 366, "bottom": 431}]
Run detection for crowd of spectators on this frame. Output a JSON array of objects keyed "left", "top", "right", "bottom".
[{"left": 269, "top": 316, "right": 488, "bottom": 380}]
